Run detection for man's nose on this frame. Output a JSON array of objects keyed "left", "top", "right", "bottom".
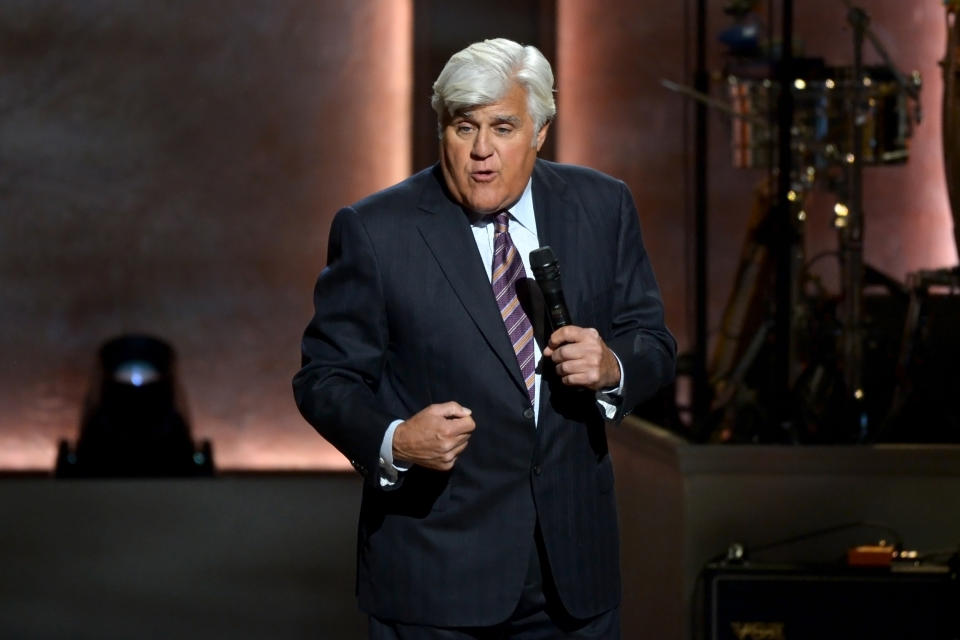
[{"left": 471, "top": 128, "right": 493, "bottom": 158}]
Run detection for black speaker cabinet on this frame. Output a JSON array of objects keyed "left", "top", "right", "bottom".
[{"left": 701, "top": 563, "right": 959, "bottom": 640}]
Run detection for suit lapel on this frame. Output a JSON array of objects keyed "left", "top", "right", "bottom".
[
  {"left": 530, "top": 161, "right": 590, "bottom": 422},
  {"left": 415, "top": 167, "right": 529, "bottom": 396},
  {"left": 532, "top": 161, "right": 583, "bottom": 324}
]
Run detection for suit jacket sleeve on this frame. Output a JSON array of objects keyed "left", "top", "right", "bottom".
[
  {"left": 604, "top": 180, "right": 676, "bottom": 419},
  {"left": 293, "top": 206, "right": 395, "bottom": 482}
]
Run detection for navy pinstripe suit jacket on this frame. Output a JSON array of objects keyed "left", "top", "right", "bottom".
[{"left": 293, "top": 159, "right": 676, "bottom": 626}]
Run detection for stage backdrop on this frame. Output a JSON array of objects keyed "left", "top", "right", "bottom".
[
  {"left": 0, "top": 0, "right": 953, "bottom": 470},
  {"left": 0, "top": 1, "right": 412, "bottom": 470}
]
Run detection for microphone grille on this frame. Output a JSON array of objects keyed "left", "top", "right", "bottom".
[{"left": 529, "top": 246, "right": 557, "bottom": 270}]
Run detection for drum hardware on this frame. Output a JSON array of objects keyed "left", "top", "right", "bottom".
[
  {"left": 723, "top": 62, "right": 921, "bottom": 170},
  {"left": 834, "top": 2, "right": 922, "bottom": 440},
  {"left": 706, "top": 177, "right": 781, "bottom": 442},
  {"left": 892, "top": 268, "right": 960, "bottom": 391},
  {"left": 876, "top": 267, "right": 960, "bottom": 443},
  {"left": 665, "top": 1, "right": 926, "bottom": 442},
  {"left": 660, "top": 79, "right": 768, "bottom": 128}
]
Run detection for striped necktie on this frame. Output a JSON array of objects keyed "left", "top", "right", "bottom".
[{"left": 491, "top": 212, "right": 536, "bottom": 405}]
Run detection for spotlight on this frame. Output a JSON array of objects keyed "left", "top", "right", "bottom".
[{"left": 56, "top": 334, "right": 213, "bottom": 478}]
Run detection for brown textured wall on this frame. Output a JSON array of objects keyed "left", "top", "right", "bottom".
[
  {"left": 0, "top": 1, "right": 411, "bottom": 469},
  {"left": 557, "top": 0, "right": 690, "bottom": 331}
]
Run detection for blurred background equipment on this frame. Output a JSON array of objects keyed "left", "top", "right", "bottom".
[
  {"left": 662, "top": 0, "right": 960, "bottom": 445},
  {"left": 945, "top": 0, "right": 960, "bottom": 256},
  {"left": 698, "top": 520, "right": 960, "bottom": 639},
  {"left": 56, "top": 334, "right": 213, "bottom": 478}
]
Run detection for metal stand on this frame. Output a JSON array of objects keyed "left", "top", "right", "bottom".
[
  {"left": 773, "top": 0, "right": 799, "bottom": 429},
  {"left": 840, "top": 6, "right": 867, "bottom": 431},
  {"left": 692, "top": 0, "right": 710, "bottom": 435},
  {"left": 681, "top": 0, "right": 921, "bottom": 441},
  {"left": 837, "top": 1, "right": 921, "bottom": 438}
]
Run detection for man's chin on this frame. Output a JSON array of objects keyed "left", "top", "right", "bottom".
[{"left": 462, "top": 193, "right": 509, "bottom": 215}]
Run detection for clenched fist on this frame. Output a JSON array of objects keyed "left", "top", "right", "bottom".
[{"left": 393, "top": 402, "right": 476, "bottom": 471}]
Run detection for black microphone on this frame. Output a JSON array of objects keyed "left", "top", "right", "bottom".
[{"left": 529, "top": 246, "right": 572, "bottom": 331}]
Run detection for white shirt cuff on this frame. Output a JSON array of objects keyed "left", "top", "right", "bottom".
[
  {"left": 378, "top": 419, "right": 410, "bottom": 487},
  {"left": 595, "top": 352, "right": 625, "bottom": 420}
]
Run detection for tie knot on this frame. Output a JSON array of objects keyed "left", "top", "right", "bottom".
[{"left": 494, "top": 212, "right": 510, "bottom": 234}]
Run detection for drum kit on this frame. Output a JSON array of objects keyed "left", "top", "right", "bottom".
[
  {"left": 667, "top": 1, "right": 960, "bottom": 443},
  {"left": 727, "top": 61, "right": 918, "bottom": 170}
]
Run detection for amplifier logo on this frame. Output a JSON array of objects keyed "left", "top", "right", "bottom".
[{"left": 730, "top": 621, "right": 785, "bottom": 640}]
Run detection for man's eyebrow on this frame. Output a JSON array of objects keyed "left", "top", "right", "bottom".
[
  {"left": 452, "top": 112, "right": 521, "bottom": 126},
  {"left": 490, "top": 115, "right": 522, "bottom": 126}
]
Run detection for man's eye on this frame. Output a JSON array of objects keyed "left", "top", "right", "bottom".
[
  {"left": 456, "top": 124, "right": 474, "bottom": 134},
  {"left": 494, "top": 127, "right": 512, "bottom": 135}
]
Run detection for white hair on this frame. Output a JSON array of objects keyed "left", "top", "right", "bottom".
[{"left": 431, "top": 38, "right": 556, "bottom": 145}]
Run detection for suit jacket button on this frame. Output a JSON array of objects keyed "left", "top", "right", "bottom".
[
  {"left": 523, "top": 408, "right": 534, "bottom": 420},
  {"left": 532, "top": 465, "right": 542, "bottom": 476}
]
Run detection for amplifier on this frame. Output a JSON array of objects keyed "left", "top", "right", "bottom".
[{"left": 700, "top": 563, "right": 959, "bottom": 640}]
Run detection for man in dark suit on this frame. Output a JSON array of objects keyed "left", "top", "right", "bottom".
[{"left": 293, "top": 38, "right": 675, "bottom": 638}]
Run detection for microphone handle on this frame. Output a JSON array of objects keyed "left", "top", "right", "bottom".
[
  {"left": 546, "top": 297, "right": 571, "bottom": 329},
  {"left": 539, "top": 279, "right": 571, "bottom": 329}
]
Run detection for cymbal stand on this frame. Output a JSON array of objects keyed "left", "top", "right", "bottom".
[
  {"left": 836, "top": 3, "right": 920, "bottom": 437},
  {"left": 773, "top": 0, "right": 798, "bottom": 430},
  {"left": 840, "top": 5, "right": 867, "bottom": 430}
]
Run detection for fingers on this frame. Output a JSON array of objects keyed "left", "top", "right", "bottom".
[
  {"left": 393, "top": 402, "right": 476, "bottom": 471},
  {"left": 543, "top": 325, "right": 620, "bottom": 390},
  {"left": 544, "top": 325, "right": 595, "bottom": 354},
  {"left": 429, "top": 401, "right": 474, "bottom": 422},
  {"left": 554, "top": 350, "right": 607, "bottom": 387}
]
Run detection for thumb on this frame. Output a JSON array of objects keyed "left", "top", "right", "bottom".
[{"left": 437, "top": 401, "right": 472, "bottom": 418}]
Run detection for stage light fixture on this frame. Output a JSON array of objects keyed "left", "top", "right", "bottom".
[{"left": 56, "top": 334, "right": 214, "bottom": 478}]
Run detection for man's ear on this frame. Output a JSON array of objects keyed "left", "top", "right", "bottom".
[{"left": 535, "top": 121, "right": 551, "bottom": 152}]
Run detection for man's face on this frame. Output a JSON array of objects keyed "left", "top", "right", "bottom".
[{"left": 439, "top": 82, "right": 549, "bottom": 214}]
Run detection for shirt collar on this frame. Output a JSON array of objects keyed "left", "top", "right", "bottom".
[
  {"left": 464, "top": 177, "right": 536, "bottom": 229},
  {"left": 506, "top": 178, "right": 535, "bottom": 233}
]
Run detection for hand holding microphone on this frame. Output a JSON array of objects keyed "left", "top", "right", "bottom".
[{"left": 530, "top": 247, "right": 621, "bottom": 390}]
